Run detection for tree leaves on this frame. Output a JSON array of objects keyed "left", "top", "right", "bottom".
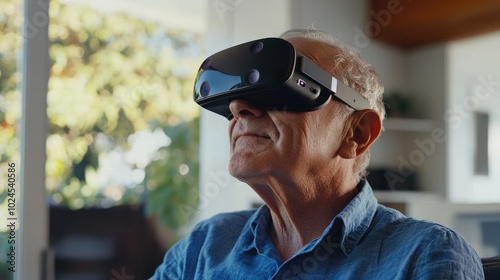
[{"left": 144, "top": 119, "right": 200, "bottom": 230}]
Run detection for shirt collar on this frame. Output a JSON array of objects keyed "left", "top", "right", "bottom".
[
  {"left": 334, "top": 180, "right": 378, "bottom": 255},
  {"left": 240, "top": 204, "right": 271, "bottom": 253},
  {"left": 242, "top": 180, "right": 378, "bottom": 256}
]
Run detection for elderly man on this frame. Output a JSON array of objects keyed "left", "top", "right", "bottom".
[{"left": 151, "top": 30, "right": 484, "bottom": 279}]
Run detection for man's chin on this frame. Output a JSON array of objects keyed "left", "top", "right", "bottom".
[
  {"left": 227, "top": 163, "right": 251, "bottom": 181},
  {"left": 228, "top": 160, "right": 266, "bottom": 183}
]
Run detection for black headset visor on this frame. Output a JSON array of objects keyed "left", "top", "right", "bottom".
[{"left": 194, "top": 37, "right": 370, "bottom": 119}]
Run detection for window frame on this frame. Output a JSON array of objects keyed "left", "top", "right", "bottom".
[{"left": 18, "top": 0, "right": 51, "bottom": 279}]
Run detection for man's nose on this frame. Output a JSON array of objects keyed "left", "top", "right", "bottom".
[{"left": 229, "top": 99, "right": 265, "bottom": 119}]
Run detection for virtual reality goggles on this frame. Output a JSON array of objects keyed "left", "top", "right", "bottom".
[{"left": 194, "top": 37, "right": 370, "bottom": 119}]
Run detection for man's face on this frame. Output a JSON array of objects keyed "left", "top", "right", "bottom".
[
  {"left": 228, "top": 98, "right": 350, "bottom": 185},
  {"left": 227, "top": 37, "right": 353, "bottom": 185}
]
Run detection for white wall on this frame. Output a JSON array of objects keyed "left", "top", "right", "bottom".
[
  {"left": 405, "top": 43, "right": 448, "bottom": 196},
  {"left": 447, "top": 30, "right": 500, "bottom": 203}
]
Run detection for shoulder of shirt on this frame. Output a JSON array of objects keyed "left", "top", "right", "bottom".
[{"left": 373, "top": 203, "right": 469, "bottom": 243}]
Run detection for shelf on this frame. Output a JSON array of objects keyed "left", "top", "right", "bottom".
[{"left": 384, "top": 118, "right": 435, "bottom": 132}]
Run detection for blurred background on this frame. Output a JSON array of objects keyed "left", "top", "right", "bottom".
[{"left": 1, "top": 0, "right": 500, "bottom": 279}]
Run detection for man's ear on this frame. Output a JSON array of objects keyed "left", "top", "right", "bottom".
[{"left": 339, "top": 110, "right": 382, "bottom": 159}]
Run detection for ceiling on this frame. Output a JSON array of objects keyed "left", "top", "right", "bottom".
[{"left": 368, "top": 0, "right": 500, "bottom": 49}]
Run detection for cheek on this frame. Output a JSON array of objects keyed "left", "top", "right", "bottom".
[
  {"left": 297, "top": 121, "right": 342, "bottom": 161},
  {"left": 306, "top": 135, "right": 337, "bottom": 161},
  {"left": 270, "top": 131, "right": 313, "bottom": 168}
]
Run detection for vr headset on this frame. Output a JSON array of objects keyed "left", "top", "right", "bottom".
[{"left": 194, "top": 37, "right": 370, "bottom": 119}]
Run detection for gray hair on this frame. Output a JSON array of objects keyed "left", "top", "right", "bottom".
[{"left": 280, "top": 29, "right": 385, "bottom": 178}]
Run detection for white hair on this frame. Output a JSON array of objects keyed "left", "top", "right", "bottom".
[{"left": 281, "top": 29, "right": 386, "bottom": 178}]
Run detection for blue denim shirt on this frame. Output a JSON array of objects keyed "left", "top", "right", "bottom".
[{"left": 150, "top": 181, "right": 484, "bottom": 279}]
